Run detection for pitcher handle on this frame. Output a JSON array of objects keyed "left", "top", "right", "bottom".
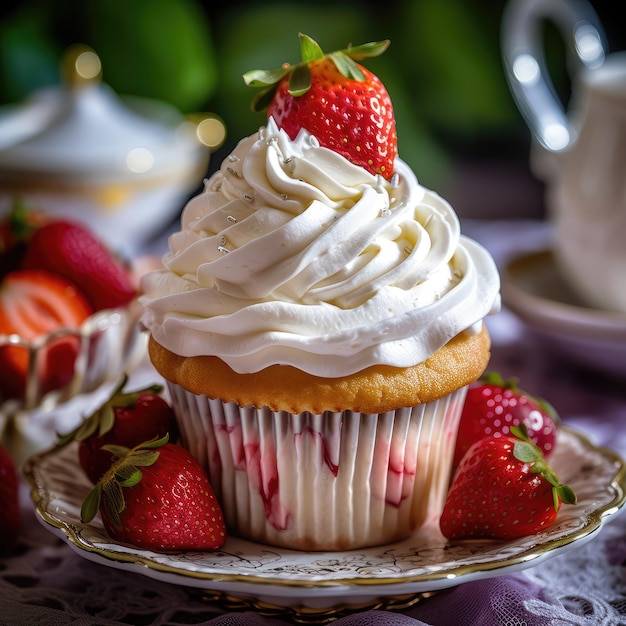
[{"left": 501, "top": 0, "right": 608, "bottom": 152}]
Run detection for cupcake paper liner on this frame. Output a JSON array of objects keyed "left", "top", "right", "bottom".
[{"left": 167, "top": 383, "right": 467, "bottom": 551}]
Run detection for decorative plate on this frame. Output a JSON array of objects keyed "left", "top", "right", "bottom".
[{"left": 24, "top": 426, "right": 626, "bottom": 620}]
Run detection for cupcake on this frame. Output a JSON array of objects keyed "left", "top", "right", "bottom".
[{"left": 141, "top": 35, "right": 500, "bottom": 551}]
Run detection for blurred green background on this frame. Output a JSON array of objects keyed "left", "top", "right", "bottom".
[{"left": 0, "top": 0, "right": 623, "bottom": 220}]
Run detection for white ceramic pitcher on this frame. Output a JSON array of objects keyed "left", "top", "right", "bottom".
[{"left": 502, "top": 0, "right": 626, "bottom": 313}]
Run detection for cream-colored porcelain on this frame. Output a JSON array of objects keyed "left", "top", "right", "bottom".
[
  {"left": 0, "top": 46, "right": 216, "bottom": 256},
  {"left": 502, "top": 0, "right": 626, "bottom": 313},
  {"left": 502, "top": 249, "right": 626, "bottom": 377}
]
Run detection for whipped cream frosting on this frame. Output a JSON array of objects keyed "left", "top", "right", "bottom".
[{"left": 141, "top": 118, "right": 500, "bottom": 377}]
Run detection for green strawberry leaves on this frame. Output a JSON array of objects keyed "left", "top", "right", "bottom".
[
  {"left": 80, "top": 434, "right": 168, "bottom": 526},
  {"left": 57, "top": 374, "right": 163, "bottom": 445},
  {"left": 328, "top": 52, "right": 365, "bottom": 82},
  {"left": 243, "top": 33, "right": 390, "bottom": 112},
  {"left": 299, "top": 32, "right": 325, "bottom": 62},
  {"left": 288, "top": 63, "right": 312, "bottom": 98},
  {"left": 81, "top": 483, "right": 104, "bottom": 526},
  {"left": 243, "top": 67, "right": 291, "bottom": 89},
  {"left": 511, "top": 424, "right": 576, "bottom": 510},
  {"left": 7, "top": 198, "right": 38, "bottom": 244}
]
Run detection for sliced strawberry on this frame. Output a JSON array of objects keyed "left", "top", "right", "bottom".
[
  {"left": 81, "top": 435, "right": 226, "bottom": 552},
  {"left": 244, "top": 34, "right": 397, "bottom": 180},
  {"left": 0, "top": 269, "right": 92, "bottom": 399},
  {"left": 59, "top": 374, "right": 178, "bottom": 483},
  {"left": 21, "top": 219, "right": 137, "bottom": 311}
]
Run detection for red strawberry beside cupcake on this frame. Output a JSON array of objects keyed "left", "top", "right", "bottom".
[
  {"left": 441, "top": 374, "right": 575, "bottom": 541},
  {"left": 59, "top": 378, "right": 226, "bottom": 552}
]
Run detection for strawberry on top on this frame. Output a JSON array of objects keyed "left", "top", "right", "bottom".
[{"left": 244, "top": 33, "right": 397, "bottom": 180}]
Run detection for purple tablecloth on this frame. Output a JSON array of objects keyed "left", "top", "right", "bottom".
[{"left": 2, "top": 219, "right": 626, "bottom": 625}]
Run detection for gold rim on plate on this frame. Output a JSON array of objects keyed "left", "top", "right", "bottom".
[{"left": 23, "top": 425, "right": 626, "bottom": 621}]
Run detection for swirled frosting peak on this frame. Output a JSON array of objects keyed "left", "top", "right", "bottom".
[{"left": 141, "top": 118, "right": 500, "bottom": 377}]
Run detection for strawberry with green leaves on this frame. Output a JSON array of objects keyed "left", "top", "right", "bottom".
[
  {"left": 244, "top": 33, "right": 397, "bottom": 180},
  {"left": 453, "top": 372, "right": 558, "bottom": 469},
  {"left": 58, "top": 375, "right": 178, "bottom": 483},
  {"left": 440, "top": 424, "right": 576, "bottom": 541},
  {"left": 81, "top": 435, "right": 226, "bottom": 552}
]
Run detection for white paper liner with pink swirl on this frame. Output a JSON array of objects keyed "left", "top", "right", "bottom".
[{"left": 166, "top": 383, "right": 467, "bottom": 551}]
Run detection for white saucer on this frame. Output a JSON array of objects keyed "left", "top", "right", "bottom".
[
  {"left": 24, "top": 427, "right": 626, "bottom": 620},
  {"left": 502, "top": 249, "right": 626, "bottom": 377}
]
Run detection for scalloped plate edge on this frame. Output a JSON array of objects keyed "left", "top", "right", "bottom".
[{"left": 23, "top": 426, "right": 626, "bottom": 607}]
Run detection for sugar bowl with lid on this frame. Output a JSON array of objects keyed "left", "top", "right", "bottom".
[{"left": 0, "top": 45, "right": 222, "bottom": 257}]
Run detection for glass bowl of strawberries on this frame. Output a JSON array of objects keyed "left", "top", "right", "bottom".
[{"left": 0, "top": 201, "right": 147, "bottom": 415}]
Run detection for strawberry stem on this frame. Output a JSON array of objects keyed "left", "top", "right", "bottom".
[
  {"left": 80, "top": 435, "right": 169, "bottom": 526},
  {"left": 243, "top": 33, "right": 390, "bottom": 111},
  {"left": 329, "top": 51, "right": 365, "bottom": 81},
  {"left": 299, "top": 32, "right": 324, "bottom": 62},
  {"left": 57, "top": 374, "right": 164, "bottom": 445},
  {"left": 511, "top": 424, "right": 576, "bottom": 510},
  {"left": 8, "top": 198, "right": 39, "bottom": 243},
  {"left": 288, "top": 63, "right": 312, "bottom": 97}
]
